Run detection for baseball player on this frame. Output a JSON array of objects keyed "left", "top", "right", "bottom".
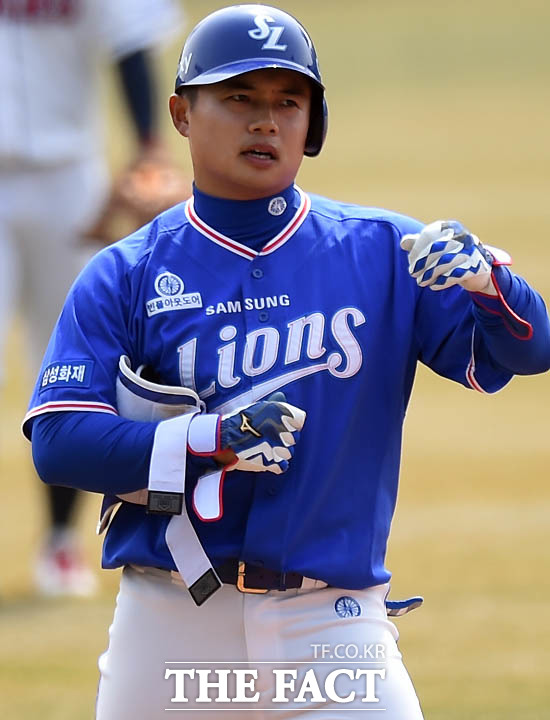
[
  {"left": 0, "top": 0, "right": 184, "bottom": 595},
  {"left": 23, "top": 5, "right": 550, "bottom": 718}
]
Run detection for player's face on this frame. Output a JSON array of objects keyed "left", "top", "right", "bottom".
[{"left": 170, "top": 69, "right": 312, "bottom": 200}]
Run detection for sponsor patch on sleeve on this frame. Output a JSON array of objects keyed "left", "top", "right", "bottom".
[{"left": 38, "top": 360, "right": 94, "bottom": 392}]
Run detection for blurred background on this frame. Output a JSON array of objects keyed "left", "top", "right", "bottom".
[{"left": 1, "top": 1, "right": 549, "bottom": 718}]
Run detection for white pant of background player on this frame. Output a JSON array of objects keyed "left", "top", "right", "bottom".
[
  {"left": 95, "top": 565, "right": 424, "bottom": 719},
  {"left": 0, "top": 158, "right": 106, "bottom": 381}
]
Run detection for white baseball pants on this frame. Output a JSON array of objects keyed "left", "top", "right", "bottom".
[
  {"left": 0, "top": 159, "right": 107, "bottom": 381},
  {"left": 95, "top": 565, "right": 424, "bottom": 719}
]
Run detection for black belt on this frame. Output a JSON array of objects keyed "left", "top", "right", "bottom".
[{"left": 216, "top": 559, "right": 305, "bottom": 593}]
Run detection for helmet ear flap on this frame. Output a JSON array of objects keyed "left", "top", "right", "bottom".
[{"left": 305, "top": 88, "right": 328, "bottom": 158}]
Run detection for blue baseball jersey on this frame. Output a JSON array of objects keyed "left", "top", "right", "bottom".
[{"left": 25, "top": 185, "right": 538, "bottom": 589}]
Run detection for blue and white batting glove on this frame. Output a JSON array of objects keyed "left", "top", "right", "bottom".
[
  {"left": 221, "top": 392, "right": 306, "bottom": 474},
  {"left": 400, "top": 220, "right": 511, "bottom": 292}
]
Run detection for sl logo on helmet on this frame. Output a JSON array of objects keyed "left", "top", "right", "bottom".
[{"left": 248, "top": 15, "right": 287, "bottom": 51}]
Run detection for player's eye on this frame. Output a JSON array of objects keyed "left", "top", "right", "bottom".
[
  {"left": 281, "top": 98, "right": 299, "bottom": 108},
  {"left": 228, "top": 93, "right": 249, "bottom": 103}
]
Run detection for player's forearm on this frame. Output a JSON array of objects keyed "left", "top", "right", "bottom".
[
  {"left": 31, "top": 411, "right": 157, "bottom": 495},
  {"left": 31, "top": 411, "right": 227, "bottom": 496},
  {"left": 470, "top": 266, "right": 550, "bottom": 374}
]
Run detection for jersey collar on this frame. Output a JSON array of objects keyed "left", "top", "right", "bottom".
[{"left": 185, "top": 186, "right": 311, "bottom": 260}]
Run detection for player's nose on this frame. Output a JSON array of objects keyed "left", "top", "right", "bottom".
[{"left": 248, "top": 105, "right": 279, "bottom": 135}]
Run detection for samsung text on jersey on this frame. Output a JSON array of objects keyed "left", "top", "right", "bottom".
[{"left": 206, "top": 294, "right": 290, "bottom": 315}]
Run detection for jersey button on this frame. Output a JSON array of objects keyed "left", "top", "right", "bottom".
[
  {"left": 258, "top": 311, "right": 269, "bottom": 323},
  {"left": 252, "top": 268, "right": 263, "bottom": 279},
  {"left": 267, "top": 487, "right": 278, "bottom": 496}
]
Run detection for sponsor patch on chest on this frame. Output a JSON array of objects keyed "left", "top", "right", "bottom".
[{"left": 146, "top": 272, "right": 202, "bottom": 317}]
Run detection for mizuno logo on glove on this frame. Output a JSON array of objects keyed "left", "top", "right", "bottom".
[
  {"left": 220, "top": 392, "right": 306, "bottom": 474},
  {"left": 239, "top": 412, "right": 262, "bottom": 437}
]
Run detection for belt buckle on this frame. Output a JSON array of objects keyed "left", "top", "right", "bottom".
[{"left": 237, "top": 561, "right": 268, "bottom": 594}]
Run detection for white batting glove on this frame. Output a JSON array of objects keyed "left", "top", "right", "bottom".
[
  {"left": 400, "top": 220, "right": 511, "bottom": 292},
  {"left": 221, "top": 392, "right": 306, "bottom": 474}
]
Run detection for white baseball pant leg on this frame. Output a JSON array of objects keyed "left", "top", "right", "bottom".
[
  {"left": 0, "top": 214, "right": 19, "bottom": 384},
  {"left": 96, "top": 565, "right": 424, "bottom": 719},
  {"left": 0, "top": 159, "right": 107, "bottom": 380}
]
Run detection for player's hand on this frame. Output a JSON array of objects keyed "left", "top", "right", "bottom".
[
  {"left": 400, "top": 220, "right": 510, "bottom": 293},
  {"left": 220, "top": 392, "right": 306, "bottom": 474}
]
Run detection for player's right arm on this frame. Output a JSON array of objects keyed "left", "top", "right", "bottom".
[
  {"left": 23, "top": 235, "right": 157, "bottom": 495},
  {"left": 24, "top": 237, "right": 304, "bottom": 497},
  {"left": 30, "top": 393, "right": 305, "bottom": 495}
]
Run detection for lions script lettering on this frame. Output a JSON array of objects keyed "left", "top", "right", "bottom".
[{"left": 178, "top": 307, "right": 366, "bottom": 403}]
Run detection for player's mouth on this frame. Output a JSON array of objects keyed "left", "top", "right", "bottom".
[{"left": 241, "top": 144, "right": 279, "bottom": 165}]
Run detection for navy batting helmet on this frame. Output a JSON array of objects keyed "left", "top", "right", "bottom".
[{"left": 174, "top": 4, "right": 328, "bottom": 157}]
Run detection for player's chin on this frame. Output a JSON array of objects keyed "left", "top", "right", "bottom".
[{"left": 236, "top": 167, "right": 289, "bottom": 193}]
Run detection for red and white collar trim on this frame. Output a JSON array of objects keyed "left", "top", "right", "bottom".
[{"left": 185, "top": 186, "right": 311, "bottom": 261}]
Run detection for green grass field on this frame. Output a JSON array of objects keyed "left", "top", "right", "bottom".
[{"left": 1, "top": 1, "right": 550, "bottom": 717}]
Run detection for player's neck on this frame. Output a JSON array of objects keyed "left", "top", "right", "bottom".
[{"left": 192, "top": 183, "right": 300, "bottom": 252}]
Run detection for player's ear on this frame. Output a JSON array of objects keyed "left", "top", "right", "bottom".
[{"left": 169, "top": 93, "right": 191, "bottom": 138}]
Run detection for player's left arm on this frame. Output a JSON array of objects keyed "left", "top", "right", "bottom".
[{"left": 401, "top": 220, "right": 550, "bottom": 376}]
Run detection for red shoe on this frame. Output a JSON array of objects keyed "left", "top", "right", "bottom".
[{"left": 34, "top": 530, "right": 98, "bottom": 597}]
